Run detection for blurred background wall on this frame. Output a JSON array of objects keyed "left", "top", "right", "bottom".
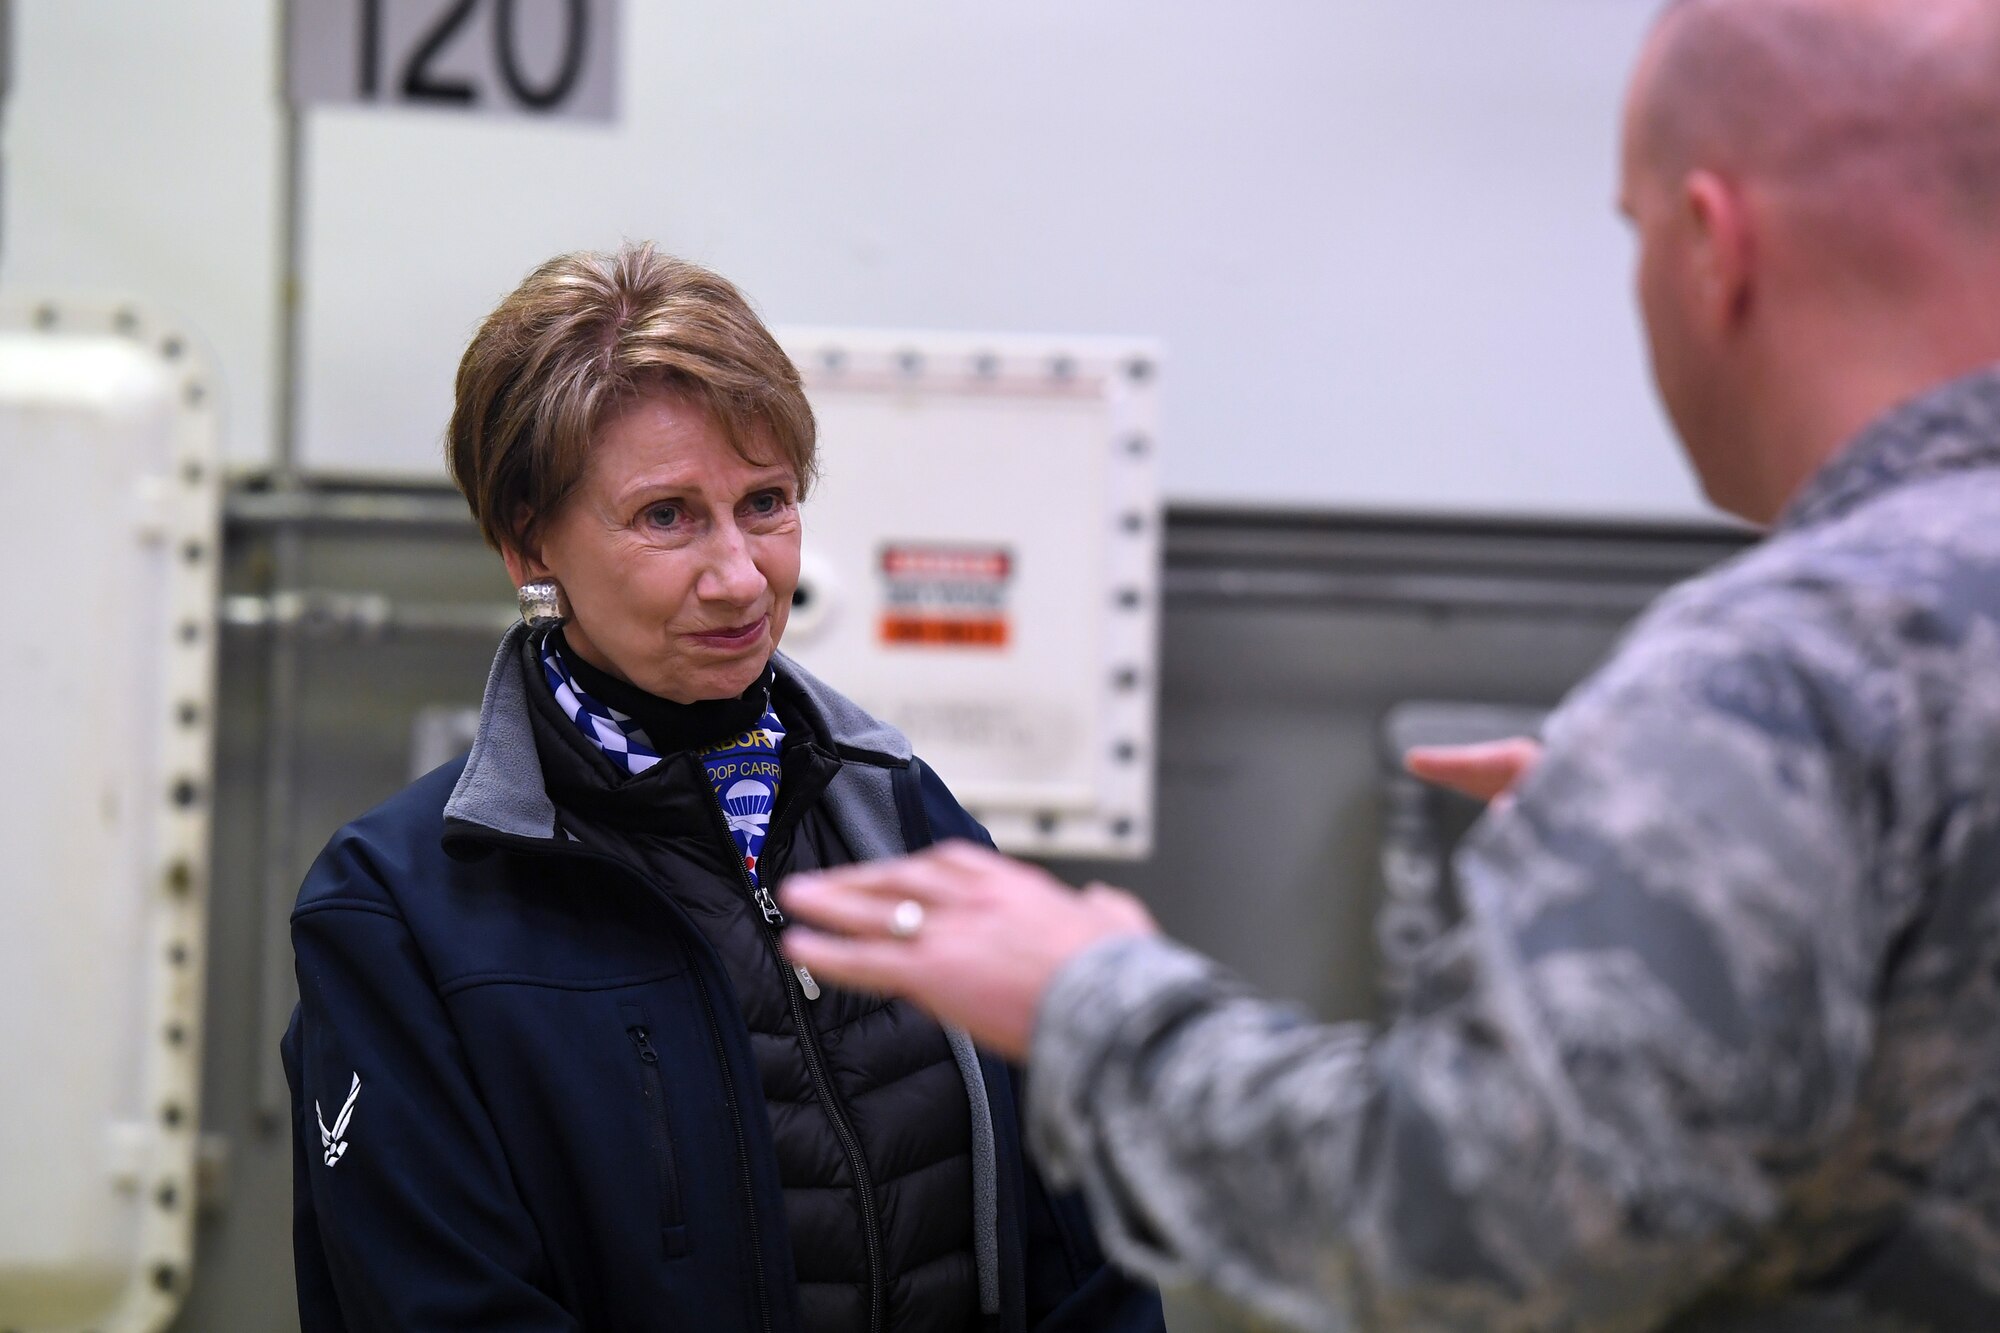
[{"left": 4, "top": 0, "right": 1694, "bottom": 514}]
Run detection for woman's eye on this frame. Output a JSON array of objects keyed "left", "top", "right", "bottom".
[
  {"left": 645, "top": 503, "right": 681, "bottom": 528},
  {"left": 747, "top": 492, "right": 785, "bottom": 516}
]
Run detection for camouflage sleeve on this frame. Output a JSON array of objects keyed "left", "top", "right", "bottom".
[{"left": 1026, "top": 615, "right": 1895, "bottom": 1332}]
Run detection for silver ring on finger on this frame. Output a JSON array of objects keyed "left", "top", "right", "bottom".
[{"left": 888, "top": 898, "right": 926, "bottom": 940}]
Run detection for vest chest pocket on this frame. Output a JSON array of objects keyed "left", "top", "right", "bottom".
[{"left": 619, "top": 1002, "right": 690, "bottom": 1258}]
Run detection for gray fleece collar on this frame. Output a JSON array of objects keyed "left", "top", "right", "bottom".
[
  {"left": 444, "top": 623, "right": 562, "bottom": 841},
  {"left": 444, "top": 627, "right": 913, "bottom": 839}
]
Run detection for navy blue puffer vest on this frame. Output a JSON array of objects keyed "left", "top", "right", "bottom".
[{"left": 524, "top": 659, "right": 979, "bottom": 1333}]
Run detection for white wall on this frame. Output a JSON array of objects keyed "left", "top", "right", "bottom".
[
  {"left": 5, "top": 0, "right": 1705, "bottom": 518},
  {"left": 1, "top": 0, "right": 282, "bottom": 470}
]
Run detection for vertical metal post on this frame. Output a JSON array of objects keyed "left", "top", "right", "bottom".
[
  {"left": 273, "top": 10, "right": 305, "bottom": 492},
  {"left": 255, "top": 0, "right": 309, "bottom": 1129},
  {"left": 0, "top": 0, "right": 14, "bottom": 271}
]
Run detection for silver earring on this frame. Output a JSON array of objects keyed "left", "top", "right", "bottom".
[{"left": 518, "top": 579, "right": 568, "bottom": 628}]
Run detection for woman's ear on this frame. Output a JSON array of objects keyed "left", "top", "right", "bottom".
[
  {"left": 499, "top": 536, "right": 551, "bottom": 590},
  {"left": 498, "top": 506, "right": 555, "bottom": 589}
]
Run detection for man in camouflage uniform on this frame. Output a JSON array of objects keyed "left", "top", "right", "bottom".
[{"left": 781, "top": 0, "right": 2000, "bottom": 1328}]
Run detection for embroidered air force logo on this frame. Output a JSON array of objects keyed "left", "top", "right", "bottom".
[{"left": 317, "top": 1073, "right": 361, "bottom": 1167}]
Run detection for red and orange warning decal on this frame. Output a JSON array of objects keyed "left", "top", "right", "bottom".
[{"left": 878, "top": 544, "right": 1013, "bottom": 649}]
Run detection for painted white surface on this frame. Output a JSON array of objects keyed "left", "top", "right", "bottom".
[
  {"left": 0, "top": 0, "right": 283, "bottom": 471},
  {"left": 4, "top": 0, "right": 1702, "bottom": 518},
  {"left": 0, "top": 303, "right": 221, "bottom": 1333}
]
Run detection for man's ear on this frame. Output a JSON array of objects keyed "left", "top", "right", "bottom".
[{"left": 1684, "top": 169, "right": 1756, "bottom": 333}]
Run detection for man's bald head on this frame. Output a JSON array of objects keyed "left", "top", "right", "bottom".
[
  {"left": 1632, "top": 0, "right": 2000, "bottom": 243},
  {"left": 1619, "top": 0, "right": 2000, "bottom": 525}
]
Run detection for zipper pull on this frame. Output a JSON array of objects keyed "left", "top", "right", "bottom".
[
  {"left": 628, "top": 1027, "right": 660, "bottom": 1063},
  {"left": 752, "top": 882, "right": 786, "bottom": 927},
  {"left": 750, "top": 878, "right": 819, "bottom": 998}
]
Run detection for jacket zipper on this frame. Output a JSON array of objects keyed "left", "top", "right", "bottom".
[
  {"left": 623, "top": 1017, "right": 690, "bottom": 1257},
  {"left": 472, "top": 832, "right": 775, "bottom": 1333},
  {"left": 702, "top": 775, "right": 888, "bottom": 1333}
]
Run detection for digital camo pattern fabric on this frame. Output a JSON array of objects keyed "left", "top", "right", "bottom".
[{"left": 1027, "top": 366, "right": 2000, "bottom": 1333}]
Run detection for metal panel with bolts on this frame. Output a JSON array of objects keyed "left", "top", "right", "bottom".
[
  {"left": 0, "top": 300, "right": 222, "bottom": 1332},
  {"left": 778, "top": 330, "right": 1162, "bottom": 859}
]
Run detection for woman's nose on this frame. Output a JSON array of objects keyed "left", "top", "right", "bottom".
[{"left": 697, "top": 524, "right": 768, "bottom": 605}]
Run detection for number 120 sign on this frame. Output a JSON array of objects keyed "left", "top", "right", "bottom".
[{"left": 288, "top": 0, "right": 620, "bottom": 122}]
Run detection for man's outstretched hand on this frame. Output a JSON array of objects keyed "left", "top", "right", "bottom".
[
  {"left": 779, "top": 741, "right": 1538, "bottom": 1058},
  {"left": 779, "top": 841, "right": 1159, "bottom": 1061},
  {"left": 1403, "top": 737, "right": 1542, "bottom": 803}
]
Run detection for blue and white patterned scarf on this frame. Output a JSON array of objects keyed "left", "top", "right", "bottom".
[
  {"left": 539, "top": 635, "right": 786, "bottom": 882},
  {"left": 539, "top": 637, "right": 665, "bottom": 775}
]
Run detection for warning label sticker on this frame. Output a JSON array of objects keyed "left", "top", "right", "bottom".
[{"left": 879, "top": 544, "right": 1013, "bottom": 649}]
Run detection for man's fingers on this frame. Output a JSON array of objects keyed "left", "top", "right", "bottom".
[
  {"left": 776, "top": 872, "right": 914, "bottom": 938},
  {"left": 781, "top": 926, "right": 915, "bottom": 997},
  {"left": 1403, "top": 738, "right": 1542, "bottom": 801},
  {"left": 927, "top": 839, "right": 1012, "bottom": 871},
  {"left": 781, "top": 850, "right": 966, "bottom": 910},
  {"left": 1081, "top": 882, "right": 1160, "bottom": 934}
]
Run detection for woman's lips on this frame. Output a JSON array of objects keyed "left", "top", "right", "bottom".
[{"left": 686, "top": 615, "right": 768, "bottom": 652}]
